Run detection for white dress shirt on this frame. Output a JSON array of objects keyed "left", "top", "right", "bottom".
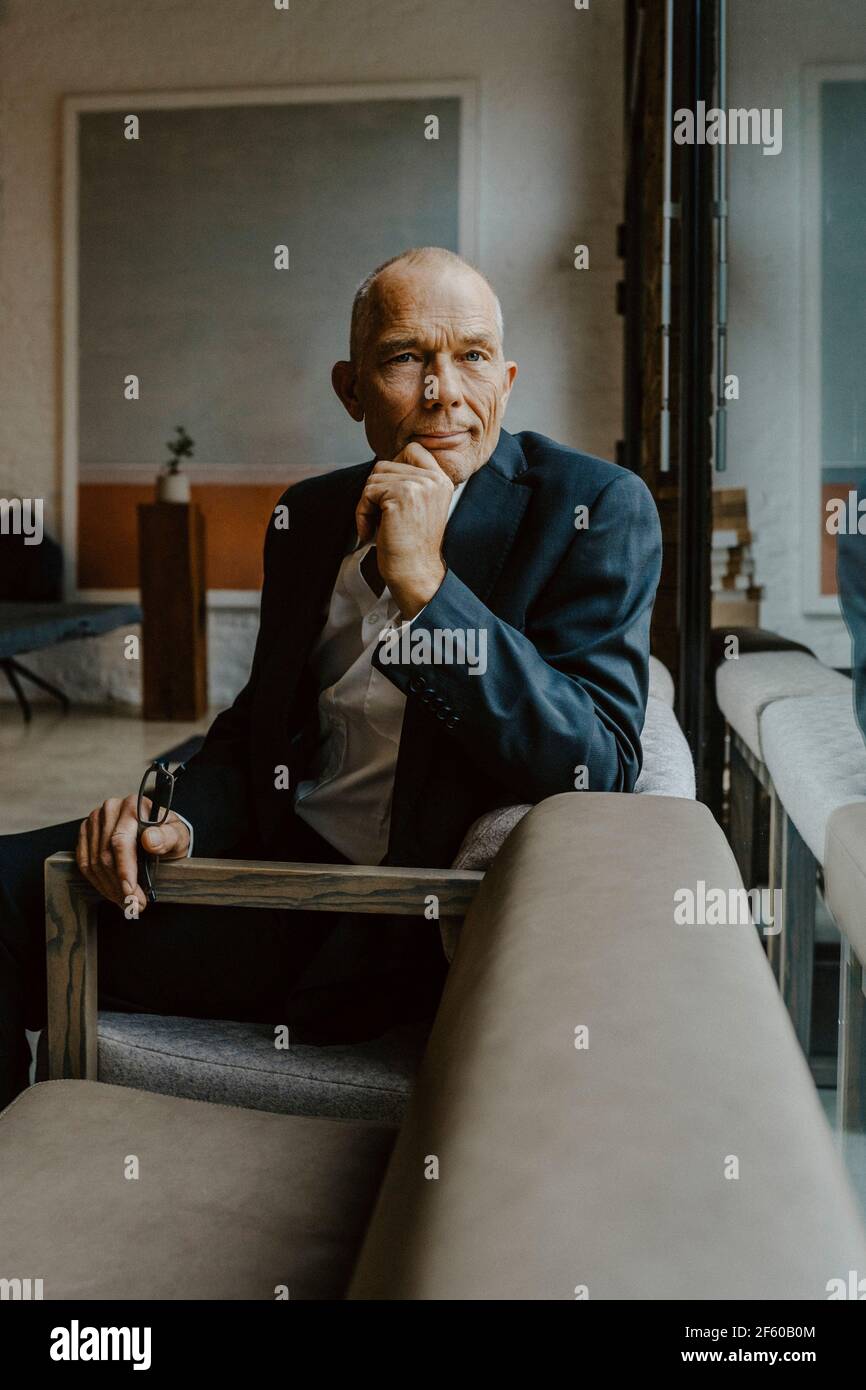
[{"left": 293, "top": 481, "right": 467, "bottom": 864}]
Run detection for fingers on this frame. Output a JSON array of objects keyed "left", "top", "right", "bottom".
[
  {"left": 356, "top": 464, "right": 426, "bottom": 542},
  {"left": 370, "top": 459, "right": 439, "bottom": 479},
  {"left": 74, "top": 792, "right": 188, "bottom": 915},
  {"left": 395, "top": 442, "right": 442, "bottom": 470},
  {"left": 109, "top": 795, "right": 147, "bottom": 913},
  {"left": 77, "top": 806, "right": 124, "bottom": 907},
  {"left": 76, "top": 817, "right": 92, "bottom": 889},
  {"left": 140, "top": 811, "right": 190, "bottom": 861},
  {"left": 356, "top": 450, "right": 451, "bottom": 543},
  {"left": 98, "top": 796, "right": 148, "bottom": 914},
  {"left": 362, "top": 465, "right": 446, "bottom": 499},
  {"left": 361, "top": 474, "right": 444, "bottom": 512},
  {"left": 355, "top": 487, "right": 380, "bottom": 545}
]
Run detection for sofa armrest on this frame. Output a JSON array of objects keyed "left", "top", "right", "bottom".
[
  {"left": 439, "top": 697, "right": 695, "bottom": 962},
  {"left": 43, "top": 852, "right": 483, "bottom": 1082},
  {"left": 350, "top": 792, "right": 866, "bottom": 1299},
  {"left": 438, "top": 805, "right": 532, "bottom": 961}
]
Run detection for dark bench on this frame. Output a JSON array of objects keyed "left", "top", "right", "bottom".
[{"left": 0, "top": 601, "right": 142, "bottom": 720}]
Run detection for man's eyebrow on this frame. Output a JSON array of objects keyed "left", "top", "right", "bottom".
[
  {"left": 376, "top": 336, "right": 421, "bottom": 357},
  {"left": 375, "top": 333, "right": 499, "bottom": 357},
  {"left": 461, "top": 333, "right": 499, "bottom": 353}
]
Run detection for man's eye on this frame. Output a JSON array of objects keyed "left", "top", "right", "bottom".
[
  {"left": 464, "top": 350, "right": 484, "bottom": 362},
  {"left": 388, "top": 353, "right": 416, "bottom": 364}
]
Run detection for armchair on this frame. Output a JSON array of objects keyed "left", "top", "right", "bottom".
[
  {"left": 43, "top": 655, "right": 696, "bottom": 1120},
  {"left": 43, "top": 857, "right": 482, "bottom": 1092}
]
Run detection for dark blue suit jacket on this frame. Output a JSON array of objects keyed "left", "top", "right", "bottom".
[
  {"left": 172, "top": 428, "right": 663, "bottom": 868},
  {"left": 838, "top": 477, "right": 866, "bottom": 744}
]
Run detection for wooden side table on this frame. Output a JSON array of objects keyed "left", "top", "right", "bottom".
[{"left": 138, "top": 501, "right": 207, "bottom": 720}]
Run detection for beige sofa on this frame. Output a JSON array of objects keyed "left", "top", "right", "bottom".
[{"left": 2, "top": 793, "right": 864, "bottom": 1300}]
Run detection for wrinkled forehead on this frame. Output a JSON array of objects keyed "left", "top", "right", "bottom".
[{"left": 366, "top": 262, "right": 501, "bottom": 348}]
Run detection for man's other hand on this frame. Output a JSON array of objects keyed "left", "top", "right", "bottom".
[
  {"left": 356, "top": 442, "right": 452, "bottom": 618},
  {"left": 76, "top": 795, "right": 190, "bottom": 915}
]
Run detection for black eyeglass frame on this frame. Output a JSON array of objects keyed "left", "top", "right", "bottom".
[{"left": 136, "top": 759, "right": 177, "bottom": 904}]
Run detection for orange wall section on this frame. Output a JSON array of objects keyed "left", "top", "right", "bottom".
[{"left": 78, "top": 484, "right": 293, "bottom": 591}]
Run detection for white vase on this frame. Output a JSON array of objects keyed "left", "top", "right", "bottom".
[{"left": 157, "top": 470, "right": 191, "bottom": 503}]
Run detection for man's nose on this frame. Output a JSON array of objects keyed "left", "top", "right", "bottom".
[{"left": 423, "top": 358, "right": 464, "bottom": 408}]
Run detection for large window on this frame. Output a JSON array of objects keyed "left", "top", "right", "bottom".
[{"left": 802, "top": 67, "right": 866, "bottom": 613}]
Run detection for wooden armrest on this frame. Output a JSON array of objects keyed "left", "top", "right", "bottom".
[{"left": 43, "top": 852, "right": 484, "bottom": 1083}]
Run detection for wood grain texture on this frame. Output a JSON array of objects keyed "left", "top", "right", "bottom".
[
  {"left": 44, "top": 857, "right": 100, "bottom": 1081},
  {"left": 43, "top": 852, "right": 484, "bottom": 1080},
  {"left": 103, "top": 854, "right": 471, "bottom": 916},
  {"left": 44, "top": 852, "right": 482, "bottom": 917},
  {"left": 138, "top": 501, "right": 208, "bottom": 720}
]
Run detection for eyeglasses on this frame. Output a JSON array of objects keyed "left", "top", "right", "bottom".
[{"left": 136, "top": 759, "right": 177, "bottom": 904}]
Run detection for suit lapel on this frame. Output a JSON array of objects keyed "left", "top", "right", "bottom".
[
  {"left": 440, "top": 428, "right": 530, "bottom": 600},
  {"left": 253, "top": 460, "right": 373, "bottom": 746},
  {"left": 387, "top": 429, "right": 531, "bottom": 861}
]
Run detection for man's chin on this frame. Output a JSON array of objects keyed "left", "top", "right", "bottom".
[{"left": 411, "top": 437, "right": 481, "bottom": 482}]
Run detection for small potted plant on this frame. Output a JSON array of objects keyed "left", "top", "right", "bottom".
[{"left": 157, "top": 426, "right": 194, "bottom": 503}]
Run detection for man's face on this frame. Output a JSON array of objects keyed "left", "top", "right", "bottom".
[{"left": 333, "top": 261, "right": 518, "bottom": 484}]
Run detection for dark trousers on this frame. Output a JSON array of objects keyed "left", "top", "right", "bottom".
[{"left": 0, "top": 811, "right": 447, "bottom": 1109}]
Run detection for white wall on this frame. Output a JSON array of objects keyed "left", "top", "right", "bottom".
[
  {"left": 725, "top": 0, "right": 866, "bottom": 666},
  {"left": 0, "top": 0, "right": 624, "bottom": 707}
]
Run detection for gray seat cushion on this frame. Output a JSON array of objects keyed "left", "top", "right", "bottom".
[
  {"left": 648, "top": 654, "right": 675, "bottom": 707},
  {"left": 0, "top": 1080, "right": 394, "bottom": 1300},
  {"left": 97, "top": 1012, "right": 428, "bottom": 1123},
  {"left": 716, "top": 651, "right": 851, "bottom": 761},
  {"left": 761, "top": 692, "right": 866, "bottom": 863},
  {"left": 634, "top": 695, "right": 695, "bottom": 798}
]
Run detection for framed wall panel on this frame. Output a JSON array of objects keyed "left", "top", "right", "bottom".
[{"left": 62, "top": 81, "right": 478, "bottom": 602}]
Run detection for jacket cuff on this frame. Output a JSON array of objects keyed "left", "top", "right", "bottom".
[{"left": 172, "top": 811, "right": 195, "bottom": 858}]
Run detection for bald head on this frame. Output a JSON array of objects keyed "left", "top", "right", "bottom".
[
  {"left": 350, "top": 248, "right": 504, "bottom": 364},
  {"left": 332, "top": 245, "right": 517, "bottom": 483}
]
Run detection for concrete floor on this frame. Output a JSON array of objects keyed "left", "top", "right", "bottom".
[{"left": 0, "top": 704, "right": 213, "bottom": 833}]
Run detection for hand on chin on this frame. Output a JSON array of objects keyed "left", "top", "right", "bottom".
[{"left": 407, "top": 434, "right": 474, "bottom": 483}]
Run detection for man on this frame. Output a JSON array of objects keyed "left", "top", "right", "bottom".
[
  {"left": 0, "top": 247, "right": 662, "bottom": 1108},
  {"left": 837, "top": 476, "right": 866, "bottom": 745}
]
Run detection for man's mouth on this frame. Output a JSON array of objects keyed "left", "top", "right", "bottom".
[{"left": 411, "top": 429, "right": 471, "bottom": 445}]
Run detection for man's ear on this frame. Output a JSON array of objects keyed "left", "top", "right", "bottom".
[
  {"left": 332, "top": 360, "right": 365, "bottom": 423},
  {"left": 499, "top": 361, "right": 519, "bottom": 416}
]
